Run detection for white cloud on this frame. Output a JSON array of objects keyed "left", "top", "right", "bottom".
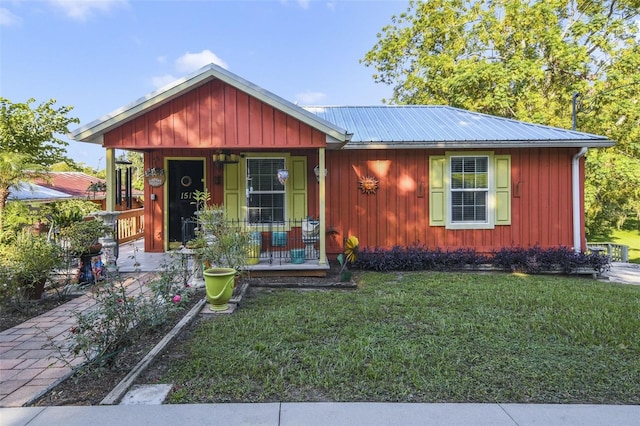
[
  {"left": 47, "top": 0, "right": 128, "bottom": 21},
  {"left": 0, "top": 7, "right": 22, "bottom": 27},
  {"left": 175, "top": 50, "right": 228, "bottom": 74},
  {"left": 151, "top": 74, "right": 177, "bottom": 89},
  {"left": 279, "top": 0, "right": 310, "bottom": 9},
  {"left": 150, "top": 50, "right": 229, "bottom": 88},
  {"left": 295, "top": 91, "right": 327, "bottom": 105}
]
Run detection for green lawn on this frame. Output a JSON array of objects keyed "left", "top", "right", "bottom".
[
  {"left": 589, "top": 220, "right": 640, "bottom": 263},
  {"left": 163, "top": 272, "right": 640, "bottom": 404}
]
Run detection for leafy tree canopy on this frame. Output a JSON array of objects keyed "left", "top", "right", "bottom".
[
  {"left": 363, "top": 0, "right": 640, "bottom": 236},
  {"left": 1, "top": 98, "right": 79, "bottom": 167},
  {"left": 0, "top": 98, "right": 79, "bottom": 232}
]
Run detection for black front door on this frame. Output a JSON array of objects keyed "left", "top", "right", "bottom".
[{"left": 167, "top": 159, "right": 205, "bottom": 243}]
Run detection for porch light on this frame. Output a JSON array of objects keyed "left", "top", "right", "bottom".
[
  {"left": 313, "top": 165, "right": 327, "bottom": 183},
  {"left": 213, "top": 151, "right": 241, "bottom": 167}
]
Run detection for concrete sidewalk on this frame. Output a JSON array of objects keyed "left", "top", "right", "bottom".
[{"left": 2, "top": 402, "right": 639, "bottom": 426}]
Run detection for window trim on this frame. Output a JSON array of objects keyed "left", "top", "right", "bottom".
[
  {"left": 446, "top": 151, "right": 495, "bottom": 230},
  {"left": 246, "top": 156, "right": 287, "bottom": 225}
]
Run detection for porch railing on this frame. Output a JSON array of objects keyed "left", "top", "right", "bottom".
[
  {"left": 181, "top": 218, "right": 321, "bottom": 265},
  {"left": 117, "top": 208, "right": 144, "bottom": 244},
  {"left": 586, "top": 242, "right": 629, "bottom": 263}
]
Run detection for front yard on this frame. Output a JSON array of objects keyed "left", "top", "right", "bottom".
[{"left": 156, "top": 271, "right": 640, "bottom": 404}]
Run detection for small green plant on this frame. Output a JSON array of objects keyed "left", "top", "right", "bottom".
[
  {"left": 337, "top": 235, "right": 359, "bottom": 281},
  {"left": 194, "top": 199, "right": 250, "bottom": 272}
]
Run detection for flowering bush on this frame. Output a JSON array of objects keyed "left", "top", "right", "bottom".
[{"left": 55, "top": 253, "right": 196, "bottom": 370}]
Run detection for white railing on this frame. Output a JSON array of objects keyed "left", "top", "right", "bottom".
[{"left": 586, "top": 242, "right": 629, "bottom": 263}]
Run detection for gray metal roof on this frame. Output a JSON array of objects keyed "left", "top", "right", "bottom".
[
  {"left": 304, "top": 106, "right": 613, "bottom": 149},
  {"left": 8, "top": 182, "right": 73, "bottom": 202}
]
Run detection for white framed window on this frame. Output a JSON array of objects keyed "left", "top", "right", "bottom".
[
  {"left": 429, "top": 152, "right": 511, "bottom": 230},
  {"left": 246, "top": 157, "right": 286, "bottom": 224},
  {"left": 450, "top": 156, "right": 489, "bottom": 224}
]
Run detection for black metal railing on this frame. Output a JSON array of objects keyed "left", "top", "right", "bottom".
[{"left": 181, "top": 217, "right": 321, "bottom": 265}]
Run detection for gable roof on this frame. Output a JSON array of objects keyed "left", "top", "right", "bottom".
[
  {"left": 305, "top": 106, "right": 614, "bottom": 149},
  {"left": 71, "top": 64, "right": 352, "bottom": 145}
]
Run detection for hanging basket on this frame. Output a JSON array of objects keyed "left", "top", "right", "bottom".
[
  {"left": 145, "top": 168, "right": 165, "bottom": 187},
  {"left": 146, "top": 175, "right": 165, "bottom": 187}
]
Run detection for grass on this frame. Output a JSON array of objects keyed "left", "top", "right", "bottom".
[
  {"left": 589, "top": 219, "right": 640, "bottom": 263},
  {"left": 163, "top": 272, "right": 640, "bottom": 404}
]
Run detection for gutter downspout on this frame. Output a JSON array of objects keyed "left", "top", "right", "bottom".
[{"left": 572, "top": 147, "right": 588, "bottom": 252}]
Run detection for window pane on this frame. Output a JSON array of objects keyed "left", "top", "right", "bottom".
[
  {"left": 248, "top": 194, "right": 285, "bottom": 223},
  {"left": 451, "top": 173, "right": 463, "bottom": 189},
  {"left": 247, "top": 159, "right": 285, "bottom": 191},
  {"left": 450, "top": 155, "right": 490, "bottom": 223},
  {"left": 247, "top": 158, "right": 286, "bottom": 223}
]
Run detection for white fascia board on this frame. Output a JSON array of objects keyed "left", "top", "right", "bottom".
[{"left": 341, "top": 139, "right": 615, "bottom": 149}]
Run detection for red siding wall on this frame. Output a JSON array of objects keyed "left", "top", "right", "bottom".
[
  {"left": 325, "top": 148, "right": 580, "bottom": 255},
  {"left": 104, "top": 79, "right": 327, "bottom": 149}
]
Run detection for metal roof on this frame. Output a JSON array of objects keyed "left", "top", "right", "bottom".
[
  {"left": 304, "top": 106, "right": 613, "bottom": 149},
  {"left": 8, "top": 182, "right": 73, "bottom": 202}
]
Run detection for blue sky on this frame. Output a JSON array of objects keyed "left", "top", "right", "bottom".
[{"left": 0, "top": 0, "right": 409, "bottom": 168}]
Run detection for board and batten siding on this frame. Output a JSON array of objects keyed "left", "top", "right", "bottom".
[
  {"left": 103, "top": 79, "right": 327, "bottom": 149},
  {"left": 324, "top": 148, "right": 580, "bottom": 255}
]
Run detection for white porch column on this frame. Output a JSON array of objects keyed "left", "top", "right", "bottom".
[
  {"left": 319, "top": 147, "right": 327, "bottom": 265},
  {"left": 105, "top": 148, "right": 116, "bottom": 211}
]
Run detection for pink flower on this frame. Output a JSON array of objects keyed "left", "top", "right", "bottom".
[
  {"left": 173, "top": 294, "right": 181, "bottom": 303},
  {"left": 185, "top": 283, "right": 191, "bottom": 288}
]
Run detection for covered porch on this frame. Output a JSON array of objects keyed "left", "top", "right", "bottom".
[{"left": 116, "top": 238, "right": 330, "bottom": 277}]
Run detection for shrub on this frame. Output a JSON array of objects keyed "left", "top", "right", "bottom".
[
  {"left": 354, "top": 244, "right": 610, "bottom": 275},
  {"left": 492, "top": 245, "right": 610, "bottom": 274},
  {"left": 54, "top": 254, "right": 195, "bottom": 371},
  {"left": 354, "top": 245, "right": 488, "bottom": 272},
  {"left": 0, "top": 230, "right": 65, "bottom": 304}
]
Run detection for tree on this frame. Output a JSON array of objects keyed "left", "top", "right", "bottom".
[
  {"left": 362, "top": 0, "right": 640, "bottom": 236},
  {"left": 0, "top": 98, "right": 79, "bottom": 231}
]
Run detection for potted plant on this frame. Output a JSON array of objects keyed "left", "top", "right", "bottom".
[
  {"left": 195, "top": 203, "right": 251, "bottom": 311},
  {"left": 59, "top": 219, "right": 109, "bottom": 284},
  {"left": 144, "top": 167, "right": 165, "bottom": 187},
  {"left": 3, "top": 229, "right": 65, "bottom": 299}
]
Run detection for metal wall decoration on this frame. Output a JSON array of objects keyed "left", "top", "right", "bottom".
[{"left": 358, "top": 176, "right": 379, "bottom": 194}]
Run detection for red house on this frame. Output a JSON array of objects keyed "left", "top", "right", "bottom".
[{"left": 71, "top": 64, "right": 613, "bottom": 273}]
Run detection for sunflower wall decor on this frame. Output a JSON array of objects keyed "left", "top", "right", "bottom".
[{"left": 358, "top": 175, "right": 379, "bottom": 194}]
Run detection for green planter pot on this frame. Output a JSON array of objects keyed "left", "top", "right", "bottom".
[{"left": 203, "top": 267, "right": 237, "bottom": 311}]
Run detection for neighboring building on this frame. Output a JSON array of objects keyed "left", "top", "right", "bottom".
[
  {"left": 70, "top": 64, "right": 613, "bottom": 271},
  {"left": 31, "top": 172, "right": 143, "bottom": 211}
]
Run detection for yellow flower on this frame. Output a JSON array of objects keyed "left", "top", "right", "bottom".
[{"left": 344, "top": 236, "right": 359, "bottom": 263}]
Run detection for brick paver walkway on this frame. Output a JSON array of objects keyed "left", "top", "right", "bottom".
[{"left": 0, "top": 273, "right": 156, "bottom": 407}]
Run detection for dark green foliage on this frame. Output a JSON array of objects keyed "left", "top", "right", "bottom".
[{"left": 354, "top": 245, "right": 610, "bottom": 275}]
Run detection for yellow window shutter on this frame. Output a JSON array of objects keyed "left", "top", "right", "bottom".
[
  {"left": 224, "top": 162, "right": 242, "bottom": 221},
  {"left": 289, "top": 156, "right": 307, "bottom": 220},
  {"left": 495, "top": 155, "right": 511, "bottom": 225},
  {"left": 429, "top": 156, "right": 446, "bottom": 226}
]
